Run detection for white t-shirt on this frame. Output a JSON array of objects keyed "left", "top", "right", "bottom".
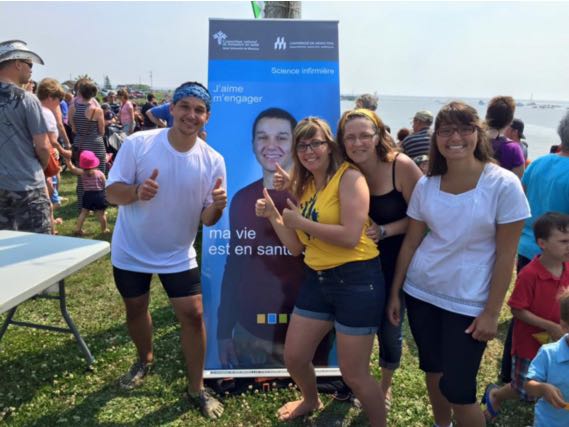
[
  {"left": 403, "top": 163, "right": 531, "bottom": 317},
  {"left": 41, "top": 106, "right": 58, "bottom": 138},
  {"left": 107, "top": 129, "right": 226, "bottom": 273}
]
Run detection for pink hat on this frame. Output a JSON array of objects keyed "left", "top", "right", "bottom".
[{"left": 79, "top": 150, "right": 100, "bottom": 169}]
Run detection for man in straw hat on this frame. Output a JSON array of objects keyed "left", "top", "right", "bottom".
[{"left": 0, "top": 40, "right": 52, "bottom": 233}]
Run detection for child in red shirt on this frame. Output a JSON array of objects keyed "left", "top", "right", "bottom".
[{"left": 483, "top": 212, "right": 569, "bottom": 420}]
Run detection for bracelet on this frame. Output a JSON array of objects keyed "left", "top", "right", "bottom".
[
  {"left": 379, "top": 225, "right": 387, "bottom": 240},
  {"left": 134, "top": 184, "right": 141, "bottom": 201}
]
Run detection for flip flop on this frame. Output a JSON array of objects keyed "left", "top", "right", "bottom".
[
  {"left": 385, "top": 387, "right": 392, "bottom": 412},
  {"left": 481, "top": 383, "right": 500, "bottom": 421}
]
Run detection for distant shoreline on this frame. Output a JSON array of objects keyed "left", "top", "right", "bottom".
[{"left": 341, "top": 94, "right": 569, "bottom": 105}]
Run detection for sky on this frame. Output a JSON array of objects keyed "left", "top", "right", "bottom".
[{"left": 2, "top": 1, "right": 569, "bottom": 101}]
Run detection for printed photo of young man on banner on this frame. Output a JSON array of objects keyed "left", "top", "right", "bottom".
[{"left": 203, "top": 18, "right": 340, "bottom": 377}]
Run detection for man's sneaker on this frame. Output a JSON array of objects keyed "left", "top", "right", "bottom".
[
  {"left": 189, "top": 388, "right": 224, "bottom": 419},
  {"left": 119, "top": 360, "right": 152, "bottom": 389}
]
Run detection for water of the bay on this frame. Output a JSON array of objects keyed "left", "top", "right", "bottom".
[{"left": 341, "top": 96, "right": 569, "bottom": 161}]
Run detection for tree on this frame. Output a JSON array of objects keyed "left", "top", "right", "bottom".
[
  {"left": 103, "top": 75, "right": 112, "bottom": 90},
  {"left": 74, "top": 74, "right": 94, "bottom": 82}
]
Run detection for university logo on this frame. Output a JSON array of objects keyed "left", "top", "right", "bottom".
[
  {"left": 213, "top": 31, "right": 228, "bottom": 46},
  {"left": 274, "top": 36, "right": 287, "bottom": 50}
]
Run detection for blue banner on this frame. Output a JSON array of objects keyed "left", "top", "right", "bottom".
[{"left": 203, "top": 19, "right": 340, "bottom": 377}]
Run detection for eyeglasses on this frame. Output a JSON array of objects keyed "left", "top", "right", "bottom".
[
  {"left": 436, "top": 125, "right": 476, "bottom": 138},
  {"left": 296, "top": 140, "right": 326, "bottom": 152},
  {"left": 19, "top": 60, "right": 33, "bottom": 69},
  {"left": 343, "top": 133, "right": 376, "bottom": 144}
]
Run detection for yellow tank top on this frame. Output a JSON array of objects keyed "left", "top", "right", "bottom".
[{"left": 296, "top": 162, "right": 379, "bottom": 270}]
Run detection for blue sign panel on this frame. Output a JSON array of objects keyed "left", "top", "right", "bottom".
[{"left": 203, "top": 18, "right": 340, "bottom": 377}]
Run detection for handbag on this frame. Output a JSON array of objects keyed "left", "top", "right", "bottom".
[{"left": 44, "top": 149, "right": 61, "bottom": 177}]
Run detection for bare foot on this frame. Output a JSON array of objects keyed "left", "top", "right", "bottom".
[
  {"left": 277, "top": 399, "right": 323, "bottom": 421},
  {"left": 101, "top": 228, "right": 111, "bottom": 234},
  {"left": 73, "top": 229, "right": 84, "bottom": 236}
]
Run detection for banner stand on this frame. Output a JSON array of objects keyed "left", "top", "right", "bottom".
[{"left": 203, "top": 18, "right": 341, "bottom": 379}]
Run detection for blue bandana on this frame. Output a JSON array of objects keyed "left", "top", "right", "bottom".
[{"left": 172, "top": 84, "right": 211, "bottom": 111}]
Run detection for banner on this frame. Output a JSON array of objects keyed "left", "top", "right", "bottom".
[{"left": 203, "top": 18, "right": 340, "bottom": 378}]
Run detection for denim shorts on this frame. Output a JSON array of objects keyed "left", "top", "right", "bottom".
[
  {"left": 50, "top": 175, "right": 61, "bottom": 205},
  {"left": 122, "top": 122, "right": 134, "bottom": 134},
  {"left": 294, "top": 257, "right": 385, "bottom": 336}
]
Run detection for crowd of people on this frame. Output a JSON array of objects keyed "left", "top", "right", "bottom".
[
  {"left": 2, "top": 39, "right": 569, "bottom": 427},
  {"left": 0, "top": 54, "right": 176, "bottom": 235}
]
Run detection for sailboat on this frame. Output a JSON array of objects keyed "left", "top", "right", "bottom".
[{"left": 527, "top": 93, "right": 537, "bottom": 107}]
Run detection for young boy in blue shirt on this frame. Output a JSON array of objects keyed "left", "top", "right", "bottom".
[{"left": 525, "top": 287, "right": 569, "bottom": 427}]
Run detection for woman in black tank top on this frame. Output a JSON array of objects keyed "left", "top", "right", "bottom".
[{"left": 338, "top": 109, "right": 423, "bottom": 408}]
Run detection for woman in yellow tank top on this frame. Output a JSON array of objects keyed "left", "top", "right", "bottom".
[{"left": 256, "top": 117, "right": 387, "bottom": 427}]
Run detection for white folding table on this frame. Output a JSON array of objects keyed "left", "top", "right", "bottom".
[{"left": 0, "top": 230, "right": 110, "bottom": 366}]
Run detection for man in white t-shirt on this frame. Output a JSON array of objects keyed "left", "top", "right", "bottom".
[{"left": 106, "top": 81, "right": 227, "bottom": 419}]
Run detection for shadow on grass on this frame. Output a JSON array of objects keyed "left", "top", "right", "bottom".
[
  {"left": 313, "top": 400, "right": 356, "bottom": 426},
  {"left": 271, "top": 399, "right": 353, "bottom": 427},
  {"left": 400, "top": 308, "right": 513, "bottom": 361},
  {"left": 0, "top": 303, "right": 201, "bottom": 425},
  {"left": 24, "top": 384, "right": 195, "bottom": 427}
]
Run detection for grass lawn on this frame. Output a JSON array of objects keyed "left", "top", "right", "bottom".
[{"left": 0, "top": 171, "right": 534, "bottom": 426}]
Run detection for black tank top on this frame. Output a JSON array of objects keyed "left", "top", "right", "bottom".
[{"left": 369, "top": 153, "right": 408, "bottom": 288}]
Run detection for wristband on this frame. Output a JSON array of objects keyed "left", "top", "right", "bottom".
[{"left": 379, "top": 225, "right": 387, "bottom": 240}]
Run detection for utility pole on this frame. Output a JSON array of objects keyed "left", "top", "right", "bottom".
[
  {"left": 149, "top": 71, "right": 153, "bottom": 90},
  {"left": 263, "top": 1, "right": 301, "bottom": 18}
]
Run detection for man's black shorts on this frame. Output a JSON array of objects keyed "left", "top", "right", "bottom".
[{"left": 113, "top": 266, "right": 201, "bottom": 299}]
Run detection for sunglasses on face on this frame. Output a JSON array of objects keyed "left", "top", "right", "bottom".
[{"left": 19, "top": 60, "right": 33, "bottom": 69}]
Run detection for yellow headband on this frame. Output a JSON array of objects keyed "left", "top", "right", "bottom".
[{"left": 339, "top": 108, "right": 382, "bottom": 131}]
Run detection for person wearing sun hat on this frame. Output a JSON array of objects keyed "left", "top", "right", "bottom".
[
  {"left": 505, "top": 118, "right": 529, "bottom": 162},
  {"left": 64, "top": 150, "right": 109, "bottom": 235},
  {"left": 400, "top": 109, "right": 433, "bottom": 159},
  {"left": 0, "top": 39, "right": 53, "bottom": 234}
]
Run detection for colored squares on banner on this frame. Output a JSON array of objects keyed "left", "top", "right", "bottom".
[{"left": 256, "top": 313, "right": 290, "bottom": 324}]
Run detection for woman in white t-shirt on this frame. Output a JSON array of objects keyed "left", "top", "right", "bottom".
[
  {"left": 37, "top": 78, "right": 72, "bottom": 233},
  {"left": 386, "top": 101, "right": 530, "bottom": 427}
]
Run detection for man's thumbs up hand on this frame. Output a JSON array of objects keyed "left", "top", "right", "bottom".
[
  {"left": 137, "top": 168, "right": 160, "bottom": 201},
  {"left": 211, "top": 177, "right": 227, "bottom": 210}
]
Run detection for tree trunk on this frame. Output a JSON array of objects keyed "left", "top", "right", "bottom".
[{"left": 264, "top": 1, "right": 301, "bottom": 19}]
